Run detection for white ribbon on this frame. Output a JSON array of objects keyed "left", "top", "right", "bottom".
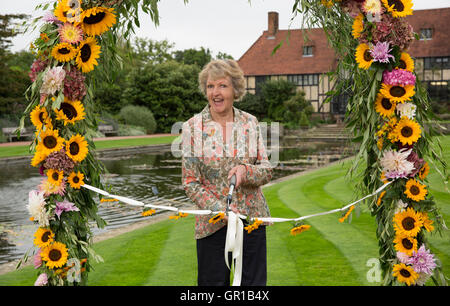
[
  {"left": 82, "top": 179, "right": 394, "bottom": 286},
  {"left": 224, "top": 211, "right": 244, "bottom": 286}
]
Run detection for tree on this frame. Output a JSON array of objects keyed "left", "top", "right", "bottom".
[
  {"left": 260, "top": 79, "right": 296, "bottom": 122},
  {"left": 122, "top": 60, "right": 204, "bottom": 132},
  {"left": 173, "top": 47, "right": 212, "bottom": 68}
]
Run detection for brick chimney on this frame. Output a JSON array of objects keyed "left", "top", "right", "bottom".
[{"left": 268, "top": 11, "right": 278, "bottom": 37}]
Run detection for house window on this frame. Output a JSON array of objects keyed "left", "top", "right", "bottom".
[
  {"left": 420, "top": 28, "right": 433, "bottom": 40},
  {"left": 303, "top": 46, "right": 314, "bottom": 57},
  {"left": 424, "top": 57, "right": 450, "bottom": 70},
  {"left": 287, "top": 74, "right": 319, "bottom": 86}
]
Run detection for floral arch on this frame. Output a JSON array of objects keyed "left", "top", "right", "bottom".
[{"left": 21, "top": 0, "right": 447, "bottom": 286}]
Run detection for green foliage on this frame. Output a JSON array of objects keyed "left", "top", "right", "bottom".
[
  {"left": 173, "top": 47, "right": 212, "bottom": 68},
  {"left": 260, "top": 79, "right": 297, "bottom": 122},
  {"left": 119, "top": 104, "right": 157, "bottom": 134},
  {"left": 123, "top": 60, "right": 204, "bottom": 133},
  {"left": 283, "top": 91, "right": 314, "bottom": 128},
  {"left": 237, "top": 92, "right": 266, "bottom": 120}
]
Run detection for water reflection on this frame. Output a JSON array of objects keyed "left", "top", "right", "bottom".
[{"left": 0, "top": 142, "right": 353, "bottom": 264}]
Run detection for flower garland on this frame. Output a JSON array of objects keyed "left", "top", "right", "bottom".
[
  {"left": 307, "top": 0, "right": 447, "bottom": 286},
  {"left": 21, "top": 0, "right": 120, "bottom": 286}
]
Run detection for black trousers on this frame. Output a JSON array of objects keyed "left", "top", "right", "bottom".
[{"left": 196, "top": 224, "right": 267, "bottom": 286}]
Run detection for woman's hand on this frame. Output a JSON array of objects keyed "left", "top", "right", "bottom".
[{"left": 227, "top": 165, "right": 247, "bottom": 189}]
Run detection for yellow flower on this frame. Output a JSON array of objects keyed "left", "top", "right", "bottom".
[
  {"left": 54, "top": 0, "right": 71, "bottom": 23},
  {"left": 41, "top": 241, "right": 69, "bottom": 269},
  {"left": 381, "top": 0, "right": 413, "bottom": 18},
  {"left": 55, "top": 98, "right": 86, "bottom": 126},
  {"left": 393, "top": 207, "right": 423, "bottom": 237},
  {"left": 379, "top": 83, "right": 415, "bottom": 103},
  {"left": 208, "top": 212, "right": 225, "bottom": 224},
  {"left": 392, "top": 117, "right": 421, "bottom": 145},
  {"left": 51, "top": 43, "right": 77, "bottom": 63},
  {"left": 30, "top": 105, "right": 49, "bottom": 131},
  {"left": 66, "top": 134, "right": 89, "bottom": 163},
  {"left": 79, "top": 7, "right": 116, "bottom": 36},
  {"left": 404, "top": 178, "right": 427, "bottom": 202},
  {"left": 375, "top": 93, "right": 396, "bottom": 118},
  {"left": 393, "top": 232, "right": 417, "bottom": 256},
  {"left": 320, "top": 0, "right": 334, "bottom": 8},
  {"left": 37, "top": 128, "right": 65, "bottom": 156},
  {"left": 76, "top": 37, "right": 101, "bottom": 73},
  {"left": 355, "top": 43, "right": 373, "bottom": 70},
  {"left": 418, "top": 162, "right": 429, "bottom": 181},
  {"left": 339, "top": 205, "right": 354, "bottom": 223},
  {"left": 392, "top": 263, "right": 418, "bottom": 286},
  {"left": 352, "top": 14, "right": 364, "bottom": 39},
  {"left": 47, "top": 169, "right": 64, "bottom": 186},
  {"left": 377, "top": 191, "right": 386, "bottom": 206},
  {"left": 169, "top": 212, "right": 188, "bottom": 220},
  {"left": 419, "top": 211, "right": 434, "bottom": 232},
  {"left": 396, "top": 52, "right": 414, "bottom": 72},
  {"left": 31, "top": 151, "right": 48, "bottom": 167},
  {"left": 34, "top": 227, "right": 54, "bottom": 248},
  {"left": 141, "top": 209, "right": 156, "bottom": 217},
  {"left": 68, "top": 171, "right": 85, "bottom": 189},
  {"left": 290, "top": 224, "right": 311, "bottom": 236},
  {"left": 245, "top": 218, "right": 263, "bottom": 234}
]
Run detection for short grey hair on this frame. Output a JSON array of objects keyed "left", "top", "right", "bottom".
[{"left": 198, "top": 59, "right": 246, "bottom": 100}]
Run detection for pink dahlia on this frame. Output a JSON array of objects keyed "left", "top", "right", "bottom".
[
  {"left": 29, "top": 59, "right": 48, "bottom": 82},
  {"left": 409, "top": 245, "right": 436, "bottom": 275},
  {"left": 40, "top": 66, "right": 66, "bottom": 96},
  {"left": 383, "top": 69, "right": 416, "bottom": 86},
  {"left": 370, "top": 41, "right": 395, "bottom": 63},
  {"left": 34, "top": 273, "right": 48, "bottom": 286}
]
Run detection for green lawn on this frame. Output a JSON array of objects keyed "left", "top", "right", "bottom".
[
  {"left": 0, "top": 136, "right": 448, "bottom": 286},
  {"left": 0, "top": 135, "right": 179, "bottom": 158}
]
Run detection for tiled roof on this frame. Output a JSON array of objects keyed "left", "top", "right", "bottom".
[{"left": 238, "top": 7, "right": 450, "bottom": 76}]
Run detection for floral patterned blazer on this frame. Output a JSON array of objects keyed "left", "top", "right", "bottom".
[{"left": 181, "top": 104, "right": 272, "bottom": 239}]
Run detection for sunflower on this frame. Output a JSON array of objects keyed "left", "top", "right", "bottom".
[
  {"left": 47, "top": 169, "right": 64, "bottom": 186},
  {"left": 141, "top": 209, "right": 156, "bottom": 217},
  {"left": 52, "top": 43, "right": 77, "bottom": 63},
  {"left": 381, "top": 0, "right": 413, "bottom": 18},
  {"left": 392, "top": 117, "right": 421, "bottom": 145},
  {"left": 379, "top": 83, "right": 415, "bottom": 103},
  {"left": 393, "top": 232, "right": 418, "bottom": 256},
  {"left": 392, "top": 263, "right": 418, "bottom": 286},
  {"left": 352, "top": 13, "right": 364, "bottom": 39},
  {"left": 55, "top": 98, "right": 85, "bottom": 125},
  {"left": 418, "top": 162, "right": 429, "bottom": 180},
  {"left": 30, "top": 105, "right": 49, "bottom": 130},
  {"left": 396, "top": 52, "right": 414, "bottom": 72},
  {"left": 31, "top": 151, "right": 48, "bottom": 167},
  {"left": 58, "top": 22, "right": 83, "bottom": 44},
  {"left": 355, "top": 43, "right": 373, "bottom": 70},
  {"left": 66, "top": 134, "right": 89, "bottom": 162},
  {"left": 79, "top": 7, "right": 116, "bottom": 37},
  {"left": 68, "top": 171, "right": 85, "bottom": 189},
  {"left": 393, "top": 207, "right": 423, "bottom": 237},
  {"left": 419, "top": 212, "right": 434, "bottom": 232},
  {"left": 37, "top": 128, "right": 65, "bottom": 156},
  {"left": 208, "top": 212, "right": 225, "bottom": 224},
  {"left": 290, "top": 224, "right": 311, "bottom": 236},
  {"left": 375, "top": 93, "right": 396, "bottom": 118},
  {"left": 54, "top": 0, "right": 70, "bottom": 23},
  {"left": 33, "top": 227, "right": 54, "bottom": 248},
  {"left": 75, "top": 37, "right": 101, "bottom": 73},
  {"left": 404, "top": 178, "right": 427, "bottom": 202},
  {"left": 41, "top": 241, "right": 69, "bottom": 269}
]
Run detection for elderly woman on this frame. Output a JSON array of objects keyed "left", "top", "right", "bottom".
[{"left": 181, "top": 59, "right": 273, "bottom": 286}]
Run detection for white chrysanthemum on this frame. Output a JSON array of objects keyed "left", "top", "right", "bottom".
[
  {"left": 27, "top": 189, "right": 50, "bottom": 227},
  {"left": 380, "top": 148, "right": 415, "bottom": 179},
  {"left": 40, "top": 66, "right": 66, "bottom": 96},
  {"left": 396, "top": 102, "right": 417, "bottom": 119},
  {"left": 395, "top": 199, "right": 409, "bottom": 213}
]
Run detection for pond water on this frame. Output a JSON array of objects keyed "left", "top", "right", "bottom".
[{"left": 0, "top": 142, "right": 354, "bottom": 265}]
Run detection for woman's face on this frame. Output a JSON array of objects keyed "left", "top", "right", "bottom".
[{"left": 206, "top": 76, "right": 235, "bottom": 117}]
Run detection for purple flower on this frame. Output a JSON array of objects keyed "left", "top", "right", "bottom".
[
  {"left": 42, "top": 11, "right": 61, "bottom": 24},
  {"left": 409, "top": 245, "right": 436, "bottom": 275},
  {"left": 55, "top": 200, "right": 80, "bottom": 218},
  {"left": 370, "top": 41, "right": 395, "bottom": 63},
  {"left": 383, "top": 69, "right": 416, "bottom": 86}
]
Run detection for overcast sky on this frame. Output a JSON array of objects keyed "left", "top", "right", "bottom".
[{"left": 2, "top": 0, "right": 450, "bottom": 60}]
